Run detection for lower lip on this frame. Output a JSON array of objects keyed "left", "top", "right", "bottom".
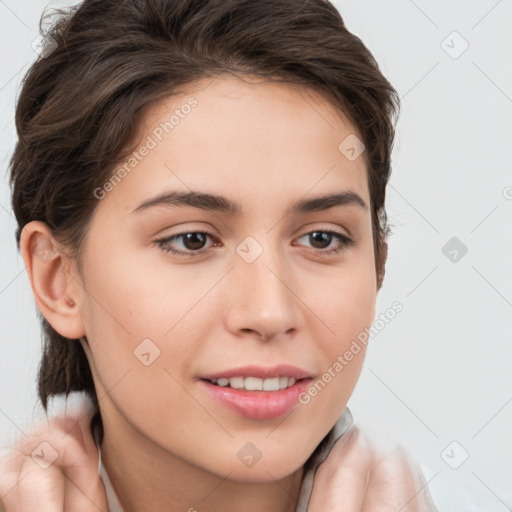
[{"left": 200, "top": 379, "right": 312, "bottom": 420}]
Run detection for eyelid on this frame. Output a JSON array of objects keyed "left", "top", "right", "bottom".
[
  {"left": 154, "top": 225, "right": 355, "bottom": 258},
  {"left": 153, "top": 228, "right": 219, "bottom": 257},
  {"left": 293, "top": 221, "right": 354, "bottom": 240}
]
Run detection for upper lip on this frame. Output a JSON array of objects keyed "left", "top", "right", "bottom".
[{"left": 200, "top": 364, "right": 312, "bottom": 381}]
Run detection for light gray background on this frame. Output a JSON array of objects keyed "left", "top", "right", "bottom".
[{"left": 1, "top": 0, "right": 511, "bottom": 504}]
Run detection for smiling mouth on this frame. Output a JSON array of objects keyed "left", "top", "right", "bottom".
[
  {"left": 200, "top": 370, "right": 312, "bottom": 419},
  {"left": 205, "top": 376, "right": 301, "bottom": 392}
]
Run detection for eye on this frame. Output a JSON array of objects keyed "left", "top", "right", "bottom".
[
  {"left": 154, "top": 229, "right": 354, "bottom": 258},
  {"left": 154, "top": 230, "right": 219, "bottom": 257},
  {"left": 294, "top": 230, "right": 355, "bottom": 255}
]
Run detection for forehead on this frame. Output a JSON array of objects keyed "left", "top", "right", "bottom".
[
  {"left": 99, "top": 74, "right": 370, "bottom": 216},
  {"left": 141, "top": 74, "right": 362, "bottom": 147}
]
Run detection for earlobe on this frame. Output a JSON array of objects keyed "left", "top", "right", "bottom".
[{"left": 20, "top": 221, "right": 86, "bottom": 340}]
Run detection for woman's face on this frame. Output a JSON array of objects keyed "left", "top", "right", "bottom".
[{"left": 75, "top": 74, "right": 378, "bottom": 480}]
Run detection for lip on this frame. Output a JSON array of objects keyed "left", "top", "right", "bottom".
[
  {"left": 198, "top": 365, "right": 313, "bottom": 420},
  {"left": 200, "top": 364, "right": 312, "bottom": 381}
]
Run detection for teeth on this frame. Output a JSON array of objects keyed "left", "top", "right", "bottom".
[
  {"left": 229, "top": 377, "right": 244, "bottom": 389},
  {"left": 211, "top": 376, "right": 298, "bottom": 391},
  {"left": 245, "top": 377, "right": 263, "bottom": 391},
  {"left": 263, "top": 377, "right": 279, "bottom": 391}
]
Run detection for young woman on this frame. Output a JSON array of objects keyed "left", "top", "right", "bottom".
[{"left": 1, "top": 1, "right": 509, "bottom": 511}]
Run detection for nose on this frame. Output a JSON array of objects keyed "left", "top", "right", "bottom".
[{"left": 225, "top": 243, "right": 303, "bottom": 343}]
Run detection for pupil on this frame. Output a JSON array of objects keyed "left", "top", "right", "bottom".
[
  {"left": 184, "top": 232, "right": 206, "bottom": 250},
  {"left": 310, "top": 231, "right": 331, "bottom": 249}
]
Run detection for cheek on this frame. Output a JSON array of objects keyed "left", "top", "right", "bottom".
[
  {"left": 301, "top": 254, "right": 376, "bottom": 406},
  {"left": 79, "top": 248, "right": 218, "bottom": 392},
  {"left": 81, "top": 243, "right": 205, "bottom": 337},
  {"left": 310, "top": 258, "right": 377, "bottom": 353}
]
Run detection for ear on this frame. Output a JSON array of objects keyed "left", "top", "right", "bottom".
[
  {"left": 19, "top": 221, "right": 86, "bottom": 340},
  {"left": 376, "top": 240, "right": 388, "bottom": 291}
]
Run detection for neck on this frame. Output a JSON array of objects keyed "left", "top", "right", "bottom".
[{"left": 100, "top": 417, "right": 305, "bottom": 512}]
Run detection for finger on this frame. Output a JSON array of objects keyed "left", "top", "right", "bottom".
[
  {"left": 46, "top": 401, "right": 108, "bottom": 512},
  {"left": 307, "top": 426, "right": 376, "bottom": 512},
  {"left": 362, "top": 444, "right": 438, "bottom": 512},
  {"left": 0, "top": 451, "right": 65, "bottom": 512},
  {"left": 1, "top": 399, "right": 107, "bottom": 512}
]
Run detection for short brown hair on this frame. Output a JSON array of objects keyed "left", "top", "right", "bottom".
[{"left": 9, "top": 0, "right": 400, "bottom": 444}]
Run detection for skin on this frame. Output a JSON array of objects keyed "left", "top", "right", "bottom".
[{"left": 16, "top": 74, "right": 387, "bottom": 512}]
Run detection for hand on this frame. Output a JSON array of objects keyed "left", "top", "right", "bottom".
[
  {"left": 0, "top": 400, "right": 108, "bottom": 512},
  {"left": 307, "top": 426, "right": 438, "bottom": 511}
]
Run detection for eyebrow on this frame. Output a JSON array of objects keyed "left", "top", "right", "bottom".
[{"left": 131, "top": 189, "right": 368, "bottom": 215}]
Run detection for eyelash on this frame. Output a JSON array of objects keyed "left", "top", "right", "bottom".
[{"left": 154, "top": 229, "right": 355, "bottom": 258}]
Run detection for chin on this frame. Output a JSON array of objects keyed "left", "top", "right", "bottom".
[
  {"left": 206, "top": 447, "right": 310, "bottom": 483},
  {"left": 226, "top": 462, "right": 304, "bottom": 483}
]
